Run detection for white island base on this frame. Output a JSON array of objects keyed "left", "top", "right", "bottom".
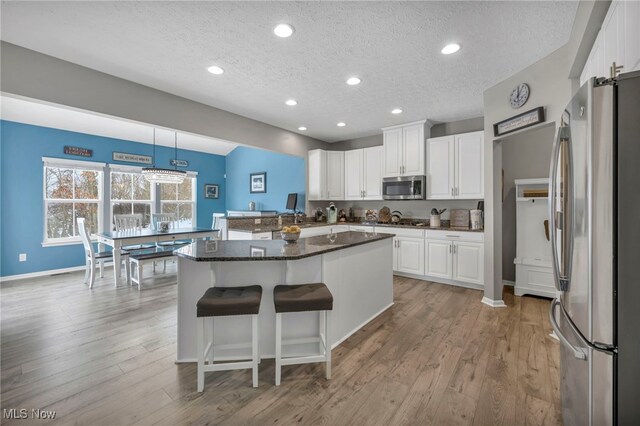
[{"left": 176, "top": 238, "right": 393, "bottom": 362}]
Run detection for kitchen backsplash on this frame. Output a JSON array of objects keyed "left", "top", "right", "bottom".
[{"left": 307, "top": 199, "right": 480, "bottom": 220}]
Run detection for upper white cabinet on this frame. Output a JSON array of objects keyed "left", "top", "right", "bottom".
[
  {"left": 426, "top": 130, "right": 484, "bottom": 200},
  {"left": 580, "top": 0, "right": 640, "bottom": 86},
  {"left": 382, "top": 121, "right": 427, "bottom": 177},
  {"left": 308, "top": 149, "right": 344, "bottom": 200},
  {"left": 345, "top": 146, "right": 383, "bottom": 200}
]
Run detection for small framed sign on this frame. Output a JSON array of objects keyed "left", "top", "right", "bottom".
[
  {"left": 250, "top": 246, "right": 266, "bottom": 258},
  {"left": 204, "top": 184, "right": 219, "bottom": 199},
  {"left": 250, "top": 172, "right": 267, "bottom": 194},
  {"left": 64, "top": 146, "right": 93, "bottom": 157},
  {"left": 170, "top": 159, "right": 189, "bottom": 167},
  {"left": 493, "top": 107, "right": 545, "bottom": 137},
  {"left": 112, "top": 152, "right": 153, "bottom": 165}
]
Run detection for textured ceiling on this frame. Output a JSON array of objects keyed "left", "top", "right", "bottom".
[{"left": 0, "top": 1, "right": 578, "bottom": 143}]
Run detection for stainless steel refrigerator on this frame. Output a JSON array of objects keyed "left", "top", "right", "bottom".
[{"left": 549, "top": 70, "right": 640, "bottom": 425}]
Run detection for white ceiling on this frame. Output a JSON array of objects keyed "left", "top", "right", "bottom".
[
  {"left": 1, "top": 1, "right": 578, "bottom": 143},
  {"left": 0, "top": 95, "right": 240, "bottom": 156}
]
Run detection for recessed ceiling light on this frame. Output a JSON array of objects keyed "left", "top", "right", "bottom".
[
  {"left": 274, "top": 24, "right": 294, "bottom": 38},
  {"left": 298, "top": 126, "right": 307, "bottom": 131},
  {"left": 391, "top": 108, "right": 403, "bottom": 114},
  {"left": 285, "top": 99, "right": 298, "bottom": 106},
  {"left": 207, "top": 65, "right": 224, "bottom": 75},
  {"left": 441, "top": 43, "right": 461, "bottom": 55},
  {"left": 346, "top": 77, "right": 361, "bottom": 86},
  {"left": 337, "top": 122, "right": 346, "bottom": 127}
]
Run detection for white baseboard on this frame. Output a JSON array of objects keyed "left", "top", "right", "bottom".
[
  {"left": 503, "top": 280, "right": 515, "bottom": 287},
  {"left": 481, "top": 296, "right": 507, "bottom": 308},
  {"left": 0, "top": 262, "right": 115, "bottom": 283}
]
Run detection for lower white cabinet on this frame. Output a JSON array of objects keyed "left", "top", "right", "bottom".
[
  {"left": 396, "top": 237, "right": 425, "bottom": 275},
  {"left": 425, "top": 239, "right": 452, "bottom": 278},
  {"left": 452, "top": 241, "right": 484, "bottom": 285},
  {"left": 228, "top": 230, "right": 272, "bottom": 240}
]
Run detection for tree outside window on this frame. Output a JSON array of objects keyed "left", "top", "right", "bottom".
[{"left": 110, "top": 171, "right": 152, "bottom": 229}]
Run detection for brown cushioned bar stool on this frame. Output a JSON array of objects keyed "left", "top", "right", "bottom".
[
  {"left": 273, "top": 283, "right": 333, "bottom": 385},
  {"left": 196, "top": 285, "right": 262, "bottom": 391}
]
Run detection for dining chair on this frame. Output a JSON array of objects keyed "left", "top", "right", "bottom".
[
  {"left": 78, "top": 217, "right": 130, "bottom": 288},
  {"left": 151, "top": 212, "right": 184, "bottom": 272},
  {"left": 212, "top": 213, "right": 225, "bottom": 240},
  {"left": 114, "top": 213, "right": 155, "bottom": 250}
]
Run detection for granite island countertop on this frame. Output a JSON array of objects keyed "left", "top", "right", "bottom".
[{"left": 175, "top": 231, "right": 394, "bottom": 261}]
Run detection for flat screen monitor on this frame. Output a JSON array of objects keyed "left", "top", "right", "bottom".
[{"left": 286, "top": 193, "right": 297, "bottom": 211}]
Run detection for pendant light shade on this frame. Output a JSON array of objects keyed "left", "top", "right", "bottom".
[{"left": 142, "top": 129, "right": 186, "bottom": 184}]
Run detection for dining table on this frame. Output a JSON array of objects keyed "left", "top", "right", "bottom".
[{"left": 94, "top": 227, "right": 219, "bottom": 286}]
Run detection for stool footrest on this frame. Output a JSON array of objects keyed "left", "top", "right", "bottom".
[
  {"left": 282, "top": 337, "right": 322, "bottom": 346},
  {"left": 280, "top": 354, "right": 327, "bottom": 366},
  {"left": 202, "top": 361, "right": 255, "bottom": 372}
]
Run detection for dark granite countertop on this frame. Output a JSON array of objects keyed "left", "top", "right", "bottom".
[{"left": 175, "top": 231, "right": 394, "bottom": 261}]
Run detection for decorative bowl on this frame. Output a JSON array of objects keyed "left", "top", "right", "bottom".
[{"left": 281, "top": 231, "right": 301, "bottom": 243}]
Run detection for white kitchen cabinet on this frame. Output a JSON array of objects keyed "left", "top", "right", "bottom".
[
  {"left": 456, "top": 132, "right": 484, "bottom": 199},
  {"left": 580, "top": 0, "right": 640, "bottom": 86},
  {"left": 426, "top": 131, "right": 484, "bottom": 200},
  {"left": 383, "top": 128, "right": 403, "bottom": 177},
  {"left": 308, "top": 149, "right": 344, "bottom": 200},
  {"left": 452, "top": 241, "right": 484, "bottom": 285},
  {"left": 300, "top": 225, "right": 349, "bottom": 238},
  {"left": 363, "top": 146, "right": 383, "bottom": 199},
  {"left": 426, "top": 136, "right": 454, "bottom": 199},
  {"left": 228, "top": 230, "right": 272, "bottom": 240},
  {"left": 425, "top": 239, "right": 452, "bottom": 279},
  {"left": 382, "top": 121, "right": 427, "bottom": 178},
  {"left": 396, "top": 237, "right": 425, "bottom": 275},
  {"left": 344, "top": 149, "right": 364, "bottom": 199},
  {"left": 345, "top": 147, "right": 383, "bottom": 200}
]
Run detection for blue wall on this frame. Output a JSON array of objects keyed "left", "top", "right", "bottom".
[
  {"left": 225, "top": 146, "right": 305, "bottom": 212},
  {"left": 0, "top": 120, "right": 226, "bottom": 277}
]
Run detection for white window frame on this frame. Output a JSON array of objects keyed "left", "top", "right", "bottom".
[
  {"left": 108, "top": 165, "right": 156, "bottom": 230},
  {"left": 159, "top": 173, "right": 198, "bottom": 228},
  {"left": 42, "top": 157, "right": 106, "bottom": 247}
]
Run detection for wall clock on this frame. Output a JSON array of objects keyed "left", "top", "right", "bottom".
[{"left": 509, "top": 83, "right": 530, "bottom": 109}]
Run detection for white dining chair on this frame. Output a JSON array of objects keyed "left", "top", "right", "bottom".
[
  {"left": 114, "top": 213, "right": 155, "bottom": 250},
  {"left": 212, "top": 213, "right": 225, "bottom": 240},
  {"left": 78, "top": 217, "right": 130, "bottom": 288},
  {"left": 151, "top": 212, "right": 182, "bottom": 272}
]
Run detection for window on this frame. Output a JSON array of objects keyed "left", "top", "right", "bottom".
[
  {"left": 110, "top": 170, "right": 153, "bottom": 229},
  {"left": 160, "top": 176, "right": 196, "bottom": 227},
  {"left": 43, "top": 159, "right": 104, "bottom": 244}
]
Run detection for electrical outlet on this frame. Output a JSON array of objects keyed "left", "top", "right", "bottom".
[
  {"left": 19, "top": 253, "right": 27, "bottom": 262},
  {"left": 255, "top": 218, "right": 261, "bottom": 224}
]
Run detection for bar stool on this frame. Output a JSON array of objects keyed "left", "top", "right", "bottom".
[
  {"left": 196, "top": 285, "right": 262, "bottom": 391},
  {"left": 273, "top": 283, "right": 333, "bottom": 385}
]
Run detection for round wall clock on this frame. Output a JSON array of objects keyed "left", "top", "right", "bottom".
[{"left": 509, "top": 83, "right": 530, "bottom": 109}]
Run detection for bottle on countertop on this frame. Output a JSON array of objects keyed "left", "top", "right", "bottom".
[{"left": 278, "top": 215, "right": 283, "bottom": 227}]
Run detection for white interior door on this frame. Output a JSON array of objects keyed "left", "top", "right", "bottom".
[
  {"left": 383, "top": 128, "right": 403, "bottom": 177},
  {"left": 425, "top": 239, "right": 452, "bottom": 278},
  {"left": 397, "top": 237, "right": 425, "bottom": 275},
  {"left": 363, "top": 146, "right": 383, "bottom": 200},
  {"left": 452, "top": 241, "right": 484, "bottom": 285},
  {"left": 426, "top": 136, "right": 454, "bottom": 199},
  {"left": 456, "top": 132, "right": 484, "bottom": 199},
  {"left": 326, "top": 151, "right": 344, "bottom": 200},
  {"left": 402, "top": 124, "right": 425, "bottom": 176},
  {"left": 344, "top": 149, "right": 363, "bottom": 200}
]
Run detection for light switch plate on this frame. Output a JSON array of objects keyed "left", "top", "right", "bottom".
[
  {"left": 255, "top": 218, "right": 261, "bottom": 224},
  {"left": 19, "top": 253, "right": 27, "bottom": 262}
]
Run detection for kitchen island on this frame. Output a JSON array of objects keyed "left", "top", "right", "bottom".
[{"left": 174, "top": 231, "right": 394, "bottom": 362}]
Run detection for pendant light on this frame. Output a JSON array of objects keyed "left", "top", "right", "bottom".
[{"left": 142, "top": 128, "right": 186, "bottom": 184}]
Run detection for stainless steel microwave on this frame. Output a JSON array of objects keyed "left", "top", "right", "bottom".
[{"left": 382, "top": 176, "right": 426, "bottom": 200}]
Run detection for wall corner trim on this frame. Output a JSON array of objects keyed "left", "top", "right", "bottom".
[{"left": 481, "top": 296, "right": 507, "bottom": 308}]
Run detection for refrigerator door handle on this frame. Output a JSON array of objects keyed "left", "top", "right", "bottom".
[
  {"left": 549, "top": 299, "right": 588, "bottom": 360},
  {"left": 549, "top": 124, "right": 573, "bottom": 292}
]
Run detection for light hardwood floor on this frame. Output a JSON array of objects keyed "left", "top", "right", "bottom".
[{"left": 1, "top": 265, "right": 561, "bottom": 425}]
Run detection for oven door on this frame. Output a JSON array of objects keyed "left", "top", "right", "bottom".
[{"left": 382, "top": 176, "right": 425, "bottom": 200}]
